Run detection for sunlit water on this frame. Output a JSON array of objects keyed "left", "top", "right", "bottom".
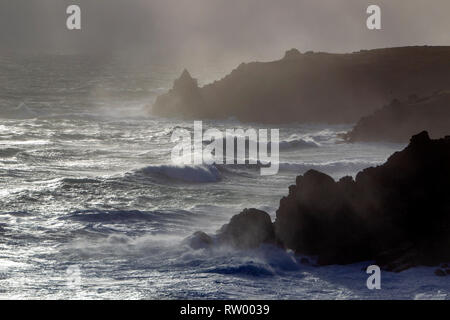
[{"left": 0, "top": 55, "right": 448, "bottom": 299}]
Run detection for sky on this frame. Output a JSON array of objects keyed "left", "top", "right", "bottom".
[{"left": 1, "top": 0, "right": 449, "bottom": 67}]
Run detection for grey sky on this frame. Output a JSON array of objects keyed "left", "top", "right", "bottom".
[{"left": 1, "top": 0, "right": 449, "bottom": 66}]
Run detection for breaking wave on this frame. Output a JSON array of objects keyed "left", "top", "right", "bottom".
[{"left": 133, "top": 164, "right": 222, "bottom": 183}]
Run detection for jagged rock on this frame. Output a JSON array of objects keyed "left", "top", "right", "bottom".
[
  {"left": 345, "top": 91, "right": 450, "bottom": 142},
  {"left": 185, "top": 209, "right": 277, "bottom": 251},
  {"left": 174, "top": 69, "right": 198, "bottom": 91},
  {"left": 184, "top": 231, "right": 214, "bottom": 250},
  {"left": 275, "top": 131, "right": 450, "bottom": 267},
  {"left": 152, "top": 69, "right": 204, "bottom": 118},
  {"left": 218, "top": 209, "right": 276, "bottom": 250},
  {"left": 152, "top": 46, "right": 450, "bottom": 123}
]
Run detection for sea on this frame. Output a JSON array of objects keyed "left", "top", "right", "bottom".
[{"left": 0, "top": 54, "right": 448, "bottom": 299}]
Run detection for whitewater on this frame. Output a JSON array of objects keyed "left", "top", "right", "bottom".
[{"left": 0, "top": 55, "right": 448, "bottom": 299}]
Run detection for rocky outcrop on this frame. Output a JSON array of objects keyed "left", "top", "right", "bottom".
[
  {"left": 218, "top": 209, "right": 277, "bottom": 249},
  {"left": 152, "top": 46, "right": 450, "bottom": 123},
  {"left": 184, "top": 231, "right": 214, "bottom": 250},
  {"left": 153, "top": 69, "right": 205, "bottom": 118},
  {"left": 188, "top": 132, "right": 450, "bottom": 271},
  {"left": 186, "top": 209, "right": 277, "bottom": 250},
  {"left": 275, "top": 131, "right": 450, "bottom": 268},
  {"left": 345, "top": 91, "right": 450, "bottom": 143}
]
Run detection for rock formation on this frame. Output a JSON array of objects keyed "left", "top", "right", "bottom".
[
  {"left": 275, "top": 131, "right": 450, "bottom": 269},
  {"left": 152, "top": 46, "right": 450, "bottom": 124},
  {"left": 184, "top": 231, "right": 214, "bottom": 250},
  {"left": 217, "top": 208, "right": 277, "bottom": 250},
  {"left": 188, "top": 132, "right": 450, "bottom": 272},
  {"left": 185, "top": 209, "right": 277, "bottom": 250},
  {"left": 345, "top": 91, "right": 450, "bottom": 143},
  {"left": 154, "top": 69, "right": 205, "bottom": 118}
]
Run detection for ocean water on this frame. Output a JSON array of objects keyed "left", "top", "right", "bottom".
[{"left": 0, "top": 55, "right": 448, "bottom": 300}]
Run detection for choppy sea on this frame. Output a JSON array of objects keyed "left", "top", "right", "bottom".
[{"left": 0, "top": 54, "right": 448, "bottom": 299}]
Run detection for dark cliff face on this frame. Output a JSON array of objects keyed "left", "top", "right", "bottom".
[
  {"left": 152, "top": 46, "right": 450, "bottom": 124},
  {"left": 345, "top": 91, "right": 450, "bottom": 143},
  {"left": 275, "top": 131, "right": 450, "bottom": 268}
]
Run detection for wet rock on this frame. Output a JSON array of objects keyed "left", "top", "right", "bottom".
[
  {"left": 184, "top": 231, "right": 214, "bottom": 250},
  {"left": 186, "top": 209, "right": 277, "bottom": 251},
  {"left": 218, "top": 208, "right": 276, "bottom": 250}
]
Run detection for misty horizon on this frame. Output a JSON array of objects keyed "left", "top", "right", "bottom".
[{"left": 1, "top": 0, "right": 450, "bottom": 69}]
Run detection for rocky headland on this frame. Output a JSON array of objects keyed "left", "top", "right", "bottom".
[
  {"left": 344, "top": 91, "right": 450, "bottom": 143},
  {"left": 187, "top": 132, "right": 450, "bottom": 272},
  {"left": 152, "top": 46, "right": 450, "bottom": 124}
]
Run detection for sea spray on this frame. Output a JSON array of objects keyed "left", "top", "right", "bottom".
[{"left": 171, "top": 121, "right": 280, "bottom": 176}]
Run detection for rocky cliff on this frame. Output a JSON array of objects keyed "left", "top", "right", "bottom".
[
  {"left": 344, "top": 91, "right": 450, "bottom": 143},
  {"left": 275, "top": 131, "right": 450, "bottom": 269},
  {"left": 152, "top": 46, "right": 450, "bottom": 123}
]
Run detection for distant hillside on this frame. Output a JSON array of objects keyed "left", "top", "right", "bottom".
[
  {"left": 151, "top": 46, "right": 450, "bottom": 124},
  {"left": 345, "top": 91, "right": 450, "bottom": 143}
]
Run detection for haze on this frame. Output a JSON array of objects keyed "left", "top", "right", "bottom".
[{"left": 1, "top": 0, "right": 450, "bottom": 68}]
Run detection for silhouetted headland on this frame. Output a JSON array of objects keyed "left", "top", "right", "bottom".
[
  {"left": 188, "top": 132, "right": 450, "bottom": 272},
  {"left": 344, "top": 91, "right": 450, "bottom": 143},
  {"left": 153, "top": 46, "right": 450, "bottom": 123}
]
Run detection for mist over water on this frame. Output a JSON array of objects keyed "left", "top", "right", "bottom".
[{"left": 2, "top": 0, "right": 450, "bottom": 68}]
